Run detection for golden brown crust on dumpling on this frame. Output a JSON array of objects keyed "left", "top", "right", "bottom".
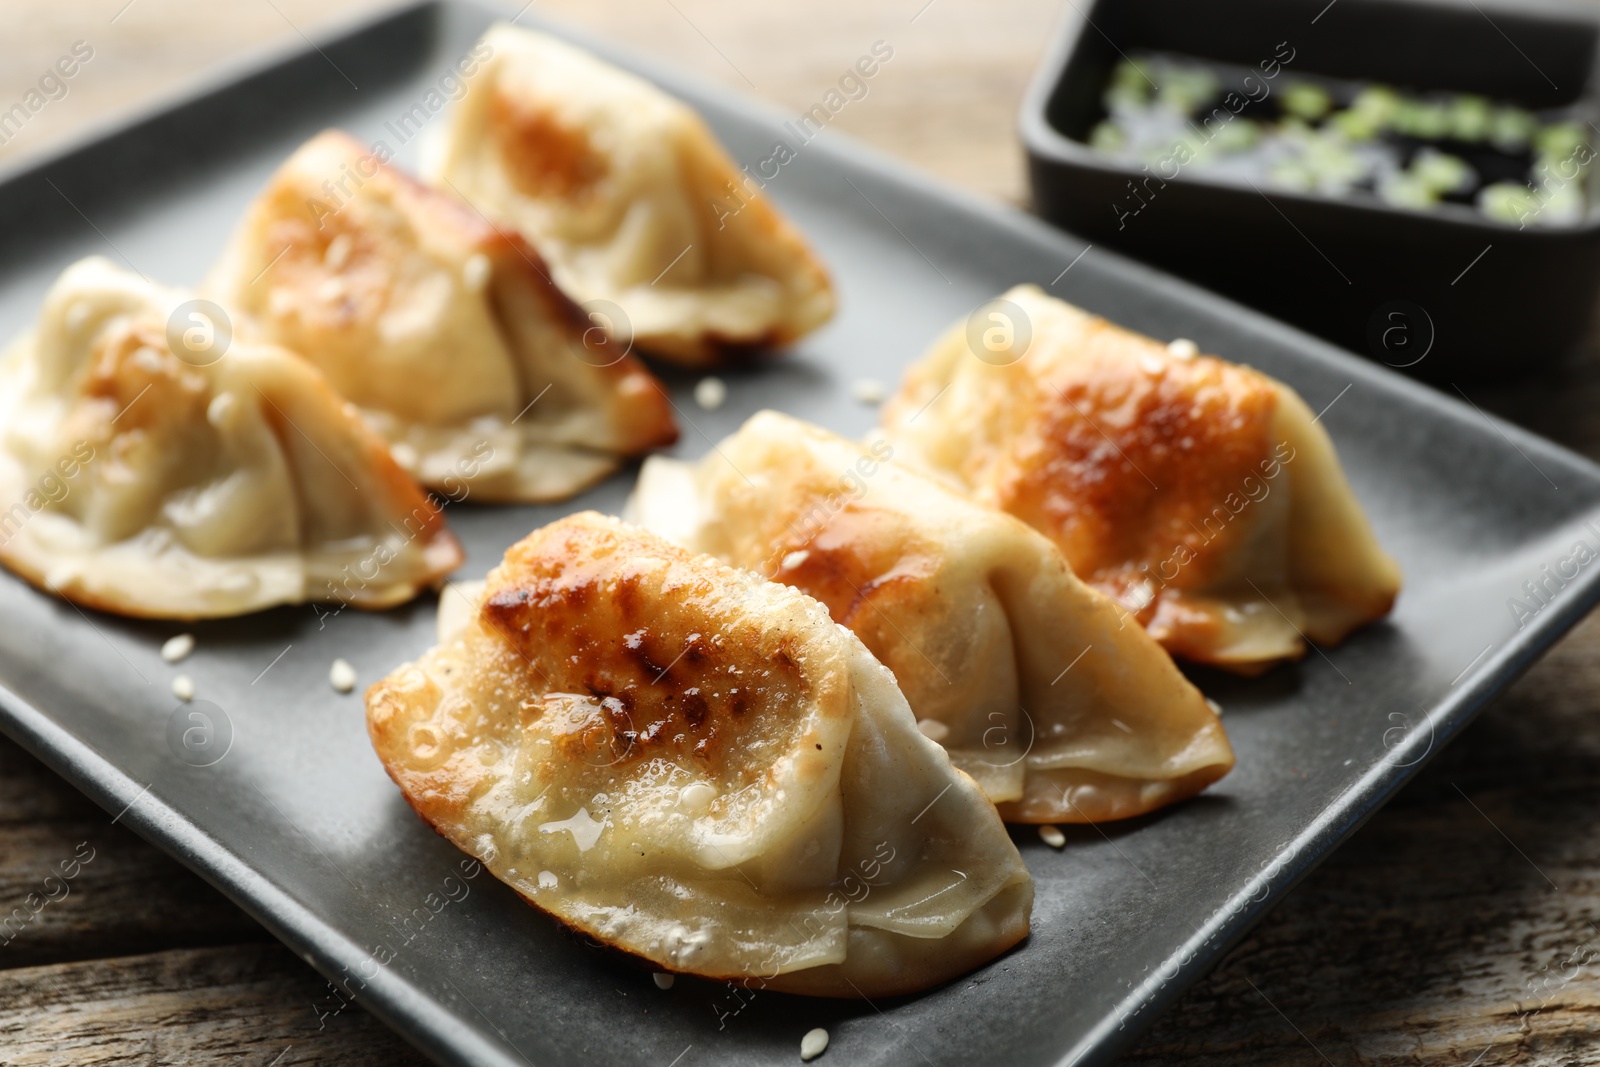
[
  {"left": 1001, "top": 339, "right": 1278, "bottom": 590},
  {"left": 490, "top": 92, "right": 611, "bottom": 203},
  {"left": 367, "top": 513, "right": 1032, "bottom": 996},
  {"left": 478, "top": 516, "right": 846, "bottom": 773},
  {"left": 207, "top": 130, "right": 677, "bottom": 503},
  {"left": 428, "top": 24, "right": 835, "bottom": 368},
  {"left": 881, "top": 285, "right": 1401, "bottom": 671}
]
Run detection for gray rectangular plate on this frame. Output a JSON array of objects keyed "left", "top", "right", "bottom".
[{"left": 1, "top": 3, "right": 1597, "bottom": 1065}]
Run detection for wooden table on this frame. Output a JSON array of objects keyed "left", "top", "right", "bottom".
[{"left": 4, "top": 2, "right": 1600, "bottom": 1064}]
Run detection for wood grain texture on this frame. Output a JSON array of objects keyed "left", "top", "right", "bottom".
[
  {"left": 0, "top": 741, "right": 263, "bottom": 971},
  {"left": 0, "top": 944, "right": 417, "bottom": 1066},
  {"left": 3, "top": 2, "right": 1600, "bottom": 1066}
]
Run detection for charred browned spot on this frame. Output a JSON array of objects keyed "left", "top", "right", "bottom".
[
  {"left": 486, "top": 587, "right": 532, "bottom": 611},
  {"left": 1005, "top": 345, "right": 1277, "bottom": 591},
  {"left": 766, "top": 507, "right": 937, "bottom": 633},
  {"left": 620, "top": 629, "right": 667, "bottom": 677},
  {"left": 600, "top": 696, "right": 637, "bottom": 759},
  {"left": 563, "top": 579, "right": 595, "bottom": 611},
  {"left": 251, "top": 190, "right": 397, "bottom": 331},
  {"left": 77, "top": 323, "right": 210, "bottom": 441},
  {"left": 483, "top": 588, "right": 533, "bottom": 637},
  {"left": 612, "top": 575, "right": 643, "bottom": 621},
  {"left": 482, "top": 516, "right": 827, "bottom": 773},
  {"left": 682, "top": 690, "right": 709, "bottom": 730},
  {"left": 582, "top": 683, "right": 618, "bottom": 704},
  {"left": 491, "top": 93, "right": 608, "bottom": 202}
]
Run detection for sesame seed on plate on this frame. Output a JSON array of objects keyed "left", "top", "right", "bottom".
[
  {"left": 694, "top": 376, "right": 727, "bottom": 411},
  {"left": 161, "top": 633, "right": 195, "bottom": 664},
  {"left": 330, "top": 658, "right": 358, "bottom": 693},
  {"left": 801, "top": 1027, "right": 829, "bottom": 1061}
]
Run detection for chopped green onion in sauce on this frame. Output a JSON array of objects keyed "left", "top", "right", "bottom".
[{"left": 1082, "top": 52, "right": 1592, "bottom": 227}]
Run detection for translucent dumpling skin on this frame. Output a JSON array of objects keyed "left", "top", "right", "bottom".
[
  {"left": 0, "top": 258, "right": 461, "bottom": 619},
  {"left": 207, "top": 129, "right": 678, "bottom": 504},
  {"left": 366, "top": 513, "right": 1032, "bottom": 996},
  {"left": 426, "top": 24, "right": 835, "bottom": 367}
]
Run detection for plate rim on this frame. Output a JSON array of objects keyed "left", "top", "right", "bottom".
[{"left": 0, "top": 3, "right": 1598, "bottom": 1066}]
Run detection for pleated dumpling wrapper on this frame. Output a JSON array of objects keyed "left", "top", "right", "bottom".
[
  {"left": 879, "top": 285, "right": 1402, "bottom": 673},
  {"left": 206, "top": 130, "right": 678, "bottom": 503},
  {"left": 425, "top": 24, "right": 835, "bottom": 367},
  {"left": 628, "top": 411, "right": 1234, "bottom": 823},
  {"left": 365, "top": 512, "right": 1032, "bottom": 996},
  {"left": 0, "top": 258, "right": 462, "bottom": 618}
]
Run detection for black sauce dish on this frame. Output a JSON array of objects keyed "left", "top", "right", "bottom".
[{"left": 1021, "top": 0, "right": 1600, "bottom": 382}]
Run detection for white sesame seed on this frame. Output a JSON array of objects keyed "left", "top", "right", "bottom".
[
  {"left": 693, "top": 376, "right": 727, "bottom": 411},
  {"left": 537, "top": 870, "right": 558, "bottom": 889},
  {"left": 678, "top": 782, "right": 716, "bottom": 811},
  {"left": 652, "top": 972, "right": 675, "bottom": 990},
  {"left": 1039, "top": 824, "right": 1066, "bottom": 848},
  {"left": 324, "top": 233, "right": 353, "bottom": 269},
  {"left": 1167, "top": 338, "right": 1199, "bottom": 360},
  {"left": 800, "top": 1027, "right": 829, "bottom": 1061},
  {"left": 916, "top": 719, "right": 950, "bottom": 743},
  {"left": 780, "top": 550, "right": 810, "bottom": 572},
  {"left": 1206, "top": 698, "right": 1223, "bottom": 717},
  {"left": 462, "top": 252, "right": 492, "bottom": 292},
  {"left": 161, "top": 633, "right": 195, "bottom": 664},
  {"left": 205, "top": 393, "right": 236, "bottom": 428},
  {"left": 172, "top": 675, "right": 195, "bottom": 702},
  {"left": 851, "top": 378, "right": 886, "bottom": 405},
  {"left": 330, "top": 658, "right": 357, "bottom": 694}
]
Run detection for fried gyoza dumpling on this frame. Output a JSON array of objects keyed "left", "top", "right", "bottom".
[
  {"left": 206, "top": 130, "right": 677, "bottom": 503},
  {"left": 627, "top": 411, "right": 1233, "bottom": 823},
  {"left": 0, "top": 258, "right": 462, "bottom": 618},
  {"left": 879, "top": 285, "right": 1401, "bottom": 672},
  {"left": 366, "top": 512, "right": 1031, "bottom": 996},
  {"left": 425, "top": 24, "right": 835, "bottom": 367}
]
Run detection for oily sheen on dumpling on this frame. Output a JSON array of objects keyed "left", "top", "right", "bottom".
[
  {"left": 628, "top": 411, "right": 1233, "bottom": 823},
  {"left": 366, "top": 513, "right": 1032, "bottom": 996},
  {"left": 206, "top": 130, "right": 677, "bottom": 503},
  {"left": 0, "top": 258, "right": 462, "bottom": 618},
  {"left": 880, "top": 285, "right": 1402, "bottom": 672},
  {"left": 425, "top": 24, "right": 835, "bottom": 367}
]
